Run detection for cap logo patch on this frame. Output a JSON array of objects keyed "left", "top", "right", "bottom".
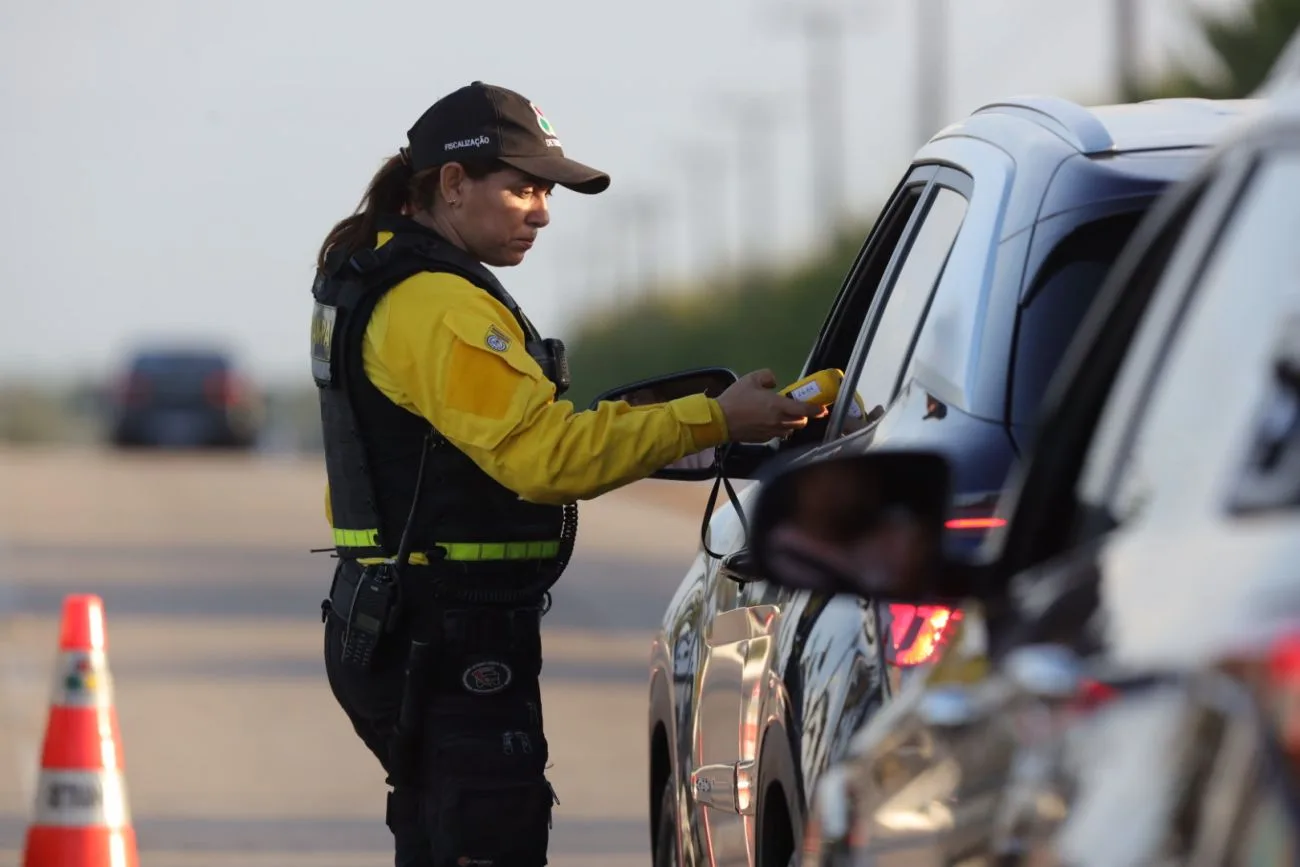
[
  {"left": 531, "top": 103, "right": 556, "bottom": 136},
  {"left": 486, "top": 325, "right": 511, "bottom": 353},
  {"left": 444, "top": 135, "right": 491, "bottom": 152}
]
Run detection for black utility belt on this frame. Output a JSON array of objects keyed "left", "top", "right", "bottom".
[
  {"left": 324, "top": 559, "right": 552, "bottom": 620},
  {"left": 324, "top": 561, "right": 545, "bottom": 689},
  {"left": 325, "top": 561, "right": 548, "bottom": 619}
]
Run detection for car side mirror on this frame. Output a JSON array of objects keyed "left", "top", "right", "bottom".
[
  {"left": 749, "top": 450, "right": 969, "bottom": 601},
  {"left": 588, "top": 366, "right": 739, "bottom": 481}
]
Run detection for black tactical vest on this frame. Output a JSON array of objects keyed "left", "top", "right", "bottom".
[{"left": 311, "top": 217, "right": 576, "bottom": 601}]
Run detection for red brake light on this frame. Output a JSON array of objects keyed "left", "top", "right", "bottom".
[
  {"left": 887, "top": 604, "right": 963, "bottom": 667},
  {"left": 1269, "top": 634, "right": 1300, "bottom": 684},
  {"left": 1217, "top": 629, "right": 1300, "bottom": 764},
  {"left": 118, "top": 373, "right": 150, "bottom": 407},
  {"left": 1071, "top": 678, "right": 1120, "bottom": 712},
  {"left": 945, "top": 516, "right": 1006, "bottom": 530},
  {"left": 204, "top": 371, "right": 242, "bottom": 407},
  {"left": 1264, "top": 633, "right": 1300, "bottom": 756}
]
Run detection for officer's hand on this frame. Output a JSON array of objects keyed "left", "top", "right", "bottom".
[{"left": 715, "top": 369, "right": 827, "bottom": 443}]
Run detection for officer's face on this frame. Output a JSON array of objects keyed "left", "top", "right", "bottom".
[{"left": 452, "top": 167, "right": 553, "bottom": 267}]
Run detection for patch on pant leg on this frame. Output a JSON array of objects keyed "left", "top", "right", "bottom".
[{"left": 461, "top": 660, "right": 512, "bottom": 695}]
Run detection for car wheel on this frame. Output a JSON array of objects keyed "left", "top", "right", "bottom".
[
  {"left": 654, "top": 781, "right": 680, "bottom": 867},
  {"left": 757, "top": 770, "right": 798, "bottom": 867}
]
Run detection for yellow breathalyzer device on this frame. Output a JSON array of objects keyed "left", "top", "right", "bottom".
[{"left": 779, "top": 368, "right": 844, "bottom": 406}]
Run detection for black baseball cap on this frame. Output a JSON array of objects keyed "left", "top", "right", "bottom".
[{"left": 406, "top": 81, "right": 611, "bottom": 195}]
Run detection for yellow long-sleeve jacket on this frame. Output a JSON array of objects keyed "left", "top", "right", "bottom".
[{"left": 325, "top": 232, "right": 730, "bottom": 526}]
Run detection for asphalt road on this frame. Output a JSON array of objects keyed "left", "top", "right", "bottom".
[{"left": 0, "top": 445, "right": 717, "bottom": 866}]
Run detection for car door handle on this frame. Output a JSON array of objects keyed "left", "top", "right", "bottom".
[
  {"left": 719, "top": 549, "right": 759, "bottom": 585},
  {"left": 690, "top": 760, "right": 757, "bottom": 814}
]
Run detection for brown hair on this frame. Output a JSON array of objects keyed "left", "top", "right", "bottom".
[{"left": 315, "top": 155, "right": 507, "bottom": 270}]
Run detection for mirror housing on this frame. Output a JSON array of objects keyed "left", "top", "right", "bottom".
[
  {"left": 749, "top": 450, "right": 975, "bottom": 602},
  {"left": 589, "top": 367, "right": 738, "bottom": 481}
]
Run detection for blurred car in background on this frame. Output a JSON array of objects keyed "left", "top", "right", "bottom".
[{"left": 108, "top": 346, "right": 262, "bottom": 449}]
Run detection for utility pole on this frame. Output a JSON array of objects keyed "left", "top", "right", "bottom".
[
  {"left": 709, "top": 91, "right": 783, "bottom": 271},
  {"left": 574, "top": 215, "right": 603, "bottom": 305},
  {"left": 915, "top": 0, "right": 950, "bottom": 149},
  {"left": 677, "top": 142, "right": 732, "bottom": 282},
  {"left": 1115, "top": 0, "right": 1139, "bottom": 100},
  {"left": 620, "top": 203, "right": 643, "bottom": 298},
  {"left": 604, "top": 205, "right": 634, "bottom": 301},
  {"left": 767, "top": 2, "right": 870, "bottom": 237},
  {"left": 625, "top": 192, "right": 664, "bottom": 300}
]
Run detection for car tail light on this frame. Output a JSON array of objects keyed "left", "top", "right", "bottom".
[
  {"left": 1069, "top": 678, "right": 1121, "bottom": 713},
  {"left": 204, "top": 371, "right": 243, "bottom": 407},
  {"left": 945, "top": 516, "right": 1007, "bottom": 531},
  {"left": 944, "top": 492, "right": 1006, "bottom": 537},
  {"left": 886, "top": 604, "right": 963, "bottom": 668},
  {"left": 1261, "top": 631, "right": 1300, "bottom": 757},
  {"left": 117, "top": 373, "right": 150, "bottom": 407},
  {"left": 1215, "top": 628, "right": 1300, "bottom": 770},
  {"left": 878, "top": 498, "right": 999, "bottom": 670}
]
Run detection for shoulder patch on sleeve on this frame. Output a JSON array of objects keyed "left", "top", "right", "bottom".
[
  {"left": 486, "top": 324, "right": 512, "bottom": 353},
  {"left": 443, "top": 309, "right": 540, "bottom": 380},
  {"left": 437, "top": 309, "right": 549, "bottom": 450}
]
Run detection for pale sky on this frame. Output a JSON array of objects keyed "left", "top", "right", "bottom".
[{"left": 1, "top": 0, "right": 1243, "bottom": 387}]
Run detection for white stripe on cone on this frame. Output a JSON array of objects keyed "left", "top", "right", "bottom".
[{"left": 32, "top": 769, "right": 132, "bottom": 829}]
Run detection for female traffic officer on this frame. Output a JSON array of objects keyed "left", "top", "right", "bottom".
[{"left": 310, "top": 80, "right": 824, "bottom": 867}]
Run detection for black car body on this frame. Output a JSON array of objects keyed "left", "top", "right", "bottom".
[
  {"left": 645, "top": 95, "right": 1262, "bottom": 867},
  {"left": 108, "top": 347, "right": 261, "bottom": 449}
]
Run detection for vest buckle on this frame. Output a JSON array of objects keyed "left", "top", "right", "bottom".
[{"left": 348, "top": 248, "right": 383, "bottom": 274}]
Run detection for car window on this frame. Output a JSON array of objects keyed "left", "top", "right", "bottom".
[
  {"left": 1101, "top": 153, "right": 1300, "bottom": 527},
  {"left": 780, "top": 175, "right": 934, "bottom": 451},
  {"left": 812, "top": 181, "right": 930, "bottom": 372},
  {"left": 835, "top": 186, "right": 968, "bottom": 434},
  {"left": 1009, "top": 212, "right": 1144, "bottom": 425},
  {"left": 1061, "top": 177, "right": 1219, "bottom": 540},
  {"left": 992, "top": 169, "right": 1217, "bottom": 577}
]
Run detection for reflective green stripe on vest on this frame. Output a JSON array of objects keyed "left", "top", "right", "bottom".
[
  {"left": 436, "top": 540, "right": 561, "bottom": 561},
  {"left": 332, "top": 529, "right": 559, "bottom": 561},
  {"left": 333, "top": 528, "right": 381, "bottom": 548}
]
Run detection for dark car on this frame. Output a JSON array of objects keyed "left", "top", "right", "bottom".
[
  {"left": 590, "top": 94, "right": 1262, "bottom": 867},
  {"left": 108, "top": 347, "right": 261, "bottom": 449},
  {"left": 747, "top": 84, "right": 1300, "bottom": 866}
]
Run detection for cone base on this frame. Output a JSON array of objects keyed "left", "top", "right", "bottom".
[{"left": 23, "top": 826, "right": 139, "bottom": 867}]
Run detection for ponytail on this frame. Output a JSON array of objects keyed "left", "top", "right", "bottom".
[
  {"left": 315, "top": 154, "right": 508, "bottom": 271},
  {"left": 315, "top": 153, "right": 415, "bottom": 271}
]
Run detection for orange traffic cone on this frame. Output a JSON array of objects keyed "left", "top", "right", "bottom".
[{"left": 22, "top": 594, "right": 138, "bottom": 867}]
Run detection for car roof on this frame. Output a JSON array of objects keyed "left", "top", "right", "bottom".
[
  {"left": 932, "top": 95, "right": 1266, "bottom": 159},
  {"left": 912, "top": 94, "right": 1269, "bottom": 249},
  {"left": 126, "top": 346, "right": 232, "bottom": 368},
  {"left": 1087, "top": 98, "right": 1263, "bottom": 152}
]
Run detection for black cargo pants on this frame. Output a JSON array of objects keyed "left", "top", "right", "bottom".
[{"left": 323, "top": 566, "right": 557, "bottom": 867}]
